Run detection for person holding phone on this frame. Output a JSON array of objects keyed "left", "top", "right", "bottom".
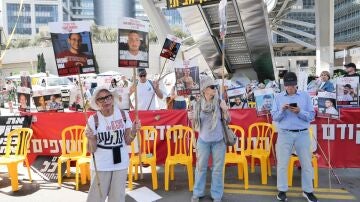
[{"left": 271, "top": 72, "right": 318, "bottom": 202}]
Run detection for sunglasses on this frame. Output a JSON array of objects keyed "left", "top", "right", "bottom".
[
  {"left": 207, "top": 85, "right": 217, "bottom": 89},
  {"left": 96, "top": 94, "right": 113, "bottom": 103},
  {"left": 139, "top": 74, "right": 147, "bottom": 77}
]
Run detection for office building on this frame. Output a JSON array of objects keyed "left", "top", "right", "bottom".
[
  {"left": 94, "top": 0, "right": 135, "bottom": 27},
  {"left": 62, "top": 0, "right": 94, "bottom": 21},
  {"left": 334, "top": 0, "right": 360, "bottom": 42},
  {"left": 1, "top": 0, "right": 62, "bottom": 37}
]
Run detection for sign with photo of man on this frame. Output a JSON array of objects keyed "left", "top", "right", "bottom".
[
  {"left": 317, "top": 92, "right": 339, "bottom": 119},
  {"left": 32, "top": 89, "right": 63, "bottom": 112},
  {"left": 118, "top": 17, "right": 149, "bottom": 68},
  {"left": 20, "top": 71, "right": 32, "bottom": 89},
  {"left": 254, "top": 88, "right": 274, "bottom": 116},
  {"left": 69, "top": 87, "right": 84, "bottom": 112},
  {"left": 227, "top": 87, "right": 246, "bottom": 109},
  {"left": 336, "top": 77, "right": 358, "bottom": 107},
  {"left": 49, "top": 21, "right": 96, "bottom": 77},
  {"left": 175, "top": 66, "right": 200, "bottom": 96},
  {"left": 17, "top": 86, "right": 31, "bottom": 112},
  {"left": 160, "top": 34, "right": 181, "bottom": 61}
]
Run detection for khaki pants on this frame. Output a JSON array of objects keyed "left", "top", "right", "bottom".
[{"left": 87, "top": 169, "right": 127, "bottom": 202}]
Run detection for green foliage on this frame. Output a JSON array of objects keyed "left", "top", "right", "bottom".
[{"left": 37, "top": 53, "right": 46, "bottom": 73}]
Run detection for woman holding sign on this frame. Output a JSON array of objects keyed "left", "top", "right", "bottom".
[
  {"left": 188, "top": 76, "right": 229, "bottom": 202},
  {"left": 85, "top": 86, "right": 141, "bottom": 202}
]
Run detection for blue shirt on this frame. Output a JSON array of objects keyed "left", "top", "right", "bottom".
[{"left": 271, "top": 90, "right": 315, "bottom": 130}]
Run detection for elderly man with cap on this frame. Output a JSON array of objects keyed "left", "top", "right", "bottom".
[
  {"left": 130, "top": 68, "right": 163, "bottom": 110},
  {"left": 344, "top": 62, "right": 360, "bottom": 82},
  {"left": 271, "top": 72, "right": 318, "bottom": 202},
  {"left": 188, "top": 76, "right": 229, "bottom": 202}
]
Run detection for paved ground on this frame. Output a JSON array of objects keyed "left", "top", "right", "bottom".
[{"left": 0, "top": 164, "right": 359, "bottom": 202}]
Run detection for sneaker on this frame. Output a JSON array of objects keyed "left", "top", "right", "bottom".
[
  {"left": 276, "top": 191, "right": 288, "bottom": 201},
  {"left": 303, "top": 192, "right": 319, "bottom": 202},
  {"left": 191, "top": 196, "right": 199, "bottom": 202}
]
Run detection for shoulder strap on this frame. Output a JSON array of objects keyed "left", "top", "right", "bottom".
[
  {"left": 148, "top": 80, "right": 155, "bottom": 90},
  {"left": 94, "top": 112, "right": 99, "bottom": 130}
]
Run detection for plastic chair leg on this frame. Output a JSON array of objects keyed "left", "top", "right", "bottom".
[
  {"left": 170, "top": 165, "right": 175, "bottom": 181},
  {"left": 238, "top": 163, "right": 244, "bottom": 180},
  {"left": 267, "top": 157, "right": 271, "bottom": 176},
  {"left": 312, "top": 157, "right": 318, "bottom": 188},
  {"left": 134, "top": 165, "right": 139, "bottom": 180},
  {"left": 57, "top": 161, "right": 62, "bottom": 187},
  {"left": 164, "top": 162, "right": 170, "bottom": 191},
  {"left": 75, "top": 162, "right": 80, "bottom": 190},
  {"left": 260, "top": 157, "right": 267, "bottom": 184},
  {"left": 25, "top": 158, "right": 32, "bottom": 182},
  {"left": 187, "top": 164, "right": 193, "bottom": 191},
  {"left": 80, "top": 164, "right": 87, "bottom": 185},
  {"left": 251, "top": 157, "right": 255, "bottom": 173},
  {"left": 151, "top": 163, "right": 158, "bottom": 190},
  {"left": 7, "top": 163, "right": 19, "bottom": 191},
  {"left": 66, "top": 160, "right": 71, "bottom": 177},
  {"left": 128, "top": 164, "right": 133, "bottom": 190},
  {"left": 288, "top": 158, "right": 295, "bottom": 186},
  {"left": 243, "top": 161, "right": 249, "bottom": 190}
]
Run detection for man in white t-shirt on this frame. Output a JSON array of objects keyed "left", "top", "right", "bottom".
[
  {"left": 130, "top": 69, "right": 163, "bottom": 110},
  {"left": 120, "top": 31, "right": 148, "bottom": 61}
]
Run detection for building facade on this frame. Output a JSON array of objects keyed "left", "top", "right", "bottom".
[
  {"left": 1, "top": 0, "right": 62, "bottom": 37},
  {"left": 62, "top": 0, "right": 93, "bottom": 21},
  {"left": 334, "top": 0, "right": 360, "bottom": 42}
]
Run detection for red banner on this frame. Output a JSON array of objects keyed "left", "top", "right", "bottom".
[{"left": 26, "top": 109, "right": 360, "bottom": 168}]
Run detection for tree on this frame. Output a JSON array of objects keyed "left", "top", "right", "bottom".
[{"left": 37, "top": 53, "right": 46, "bottom": 73}]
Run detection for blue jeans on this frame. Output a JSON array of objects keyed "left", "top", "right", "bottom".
[
  {"left": 173, "top": 100, "right": 186, "bottom": 109},
  {"left": 193, "top": 138, "right": 226, "bottom": 200},
  {"left": 276, "top": 129, "right": 314, "bottom": 193}
]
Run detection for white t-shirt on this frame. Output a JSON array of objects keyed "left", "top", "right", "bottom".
[
  {"left": 137, "top": 80, "right": 157, "bottom": 110},
  {"left": 121, "top": 51, "right": 148, "bottom": 61},
  {"left": 87, "top": 107, "right": 132, "bottom": 171},
  {"left": 114, "top": 87, "right": 131, "bottom": 110}
]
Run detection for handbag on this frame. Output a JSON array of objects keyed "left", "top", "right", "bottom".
[{"left": 219, "top": 101, "right": 237, "bottom": 146}]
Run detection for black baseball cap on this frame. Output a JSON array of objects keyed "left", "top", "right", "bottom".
[
  {"left": 283, "top": 72, "right": 297, "bottom": 86},
  {"left": 138, "top": 68, "right": 147, "bottom": 76},
  {"left": 344, "top": 63, "right": 356, "bottom": 69}
]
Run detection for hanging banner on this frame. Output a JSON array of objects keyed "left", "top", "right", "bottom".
[
  {"left": 0, "top": 116, "right": 32, "bottom": 155},
  {"left": 49, "top": 21, "right": 96, "bottom": 76},
  {"left": 336, "top": 77, "right": 358, "bottom": 107},
  {"left": 175, "top": 66, "right": 200, "bottom": 96},
  {"left": 254, "top": 88, "right": 274, "bottom": 116},
  {"left": 317, "top": 92, "right": 339, "bottom": 119},
  {"left": 118, "top": 17, "right": 149, "bottom": 68},
  {"left": 17, "top": 86, "right": 31, "bottom": 112},
  {"left": 166, "top": 0, "right": 219, "bottom": 9},
  {"left": 32, "top": 89, "right": 64, "bottom": 112},
  {"left": 160, "top": 34, "right": 182, "bottom": 61}
]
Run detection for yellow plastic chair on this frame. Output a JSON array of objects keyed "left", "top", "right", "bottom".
[
  {"left": 248, "top": 122, "right": 275, "bottom": 185},
  {"left": 57, "top": 125, "right": 90, "bottom": 190},
  {"left": 248, "top": 101, "right": 256, "bottom": 108},
  {"left": 164, "top": 125, "right": 194, "bottom": 191},
  {"left": 223, "top": 125, "right": 249, "bottom": 189},
  {"left": 128, "top": 126, "right": 158, "bottom": 190},
  {"left": 0, "top": 128, "right": 33, "bottom": 191},
  {"left": 288, "top": 128, "right": 319, "bottom": 188}
]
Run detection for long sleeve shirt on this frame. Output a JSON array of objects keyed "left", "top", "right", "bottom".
[{"left": 271, "top": 90, "right": 315, "bottom": 130}]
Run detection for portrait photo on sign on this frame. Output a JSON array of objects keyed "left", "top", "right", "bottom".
[
  {"left": 20, "top": 76, "right": 32, "bottom": 89},
  {"left": 69, "top": 87, "right": 84, "bottom": 111},
  {"left": 227, "top": 87, "right": 246, "bottom": 109},
  {"left": 118, "top": 29, "right": 149, "bottom": 68},
  {"left": 32, "top": 89, "right": 64, "bottom": 112},
  {"left": 174, "top": 66, "right": 200, "bottom": 96},
  {"left": 51, "top": 32, "right": 95, "bottom": 76},
  {"left": 160, "top": 35, "right": 181, "bottom": 61},
  {"left": 254, "top": 88, "right": 274, "bottom": 116},
  {"left": 17, "top": 86, "right": 31, "bottom": 112},
  {"left": 336, "top": 77, "right": 358, "bottom": 107},
  {"left": 317, "top": 92, "right": 339, "bottom": 119}
]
